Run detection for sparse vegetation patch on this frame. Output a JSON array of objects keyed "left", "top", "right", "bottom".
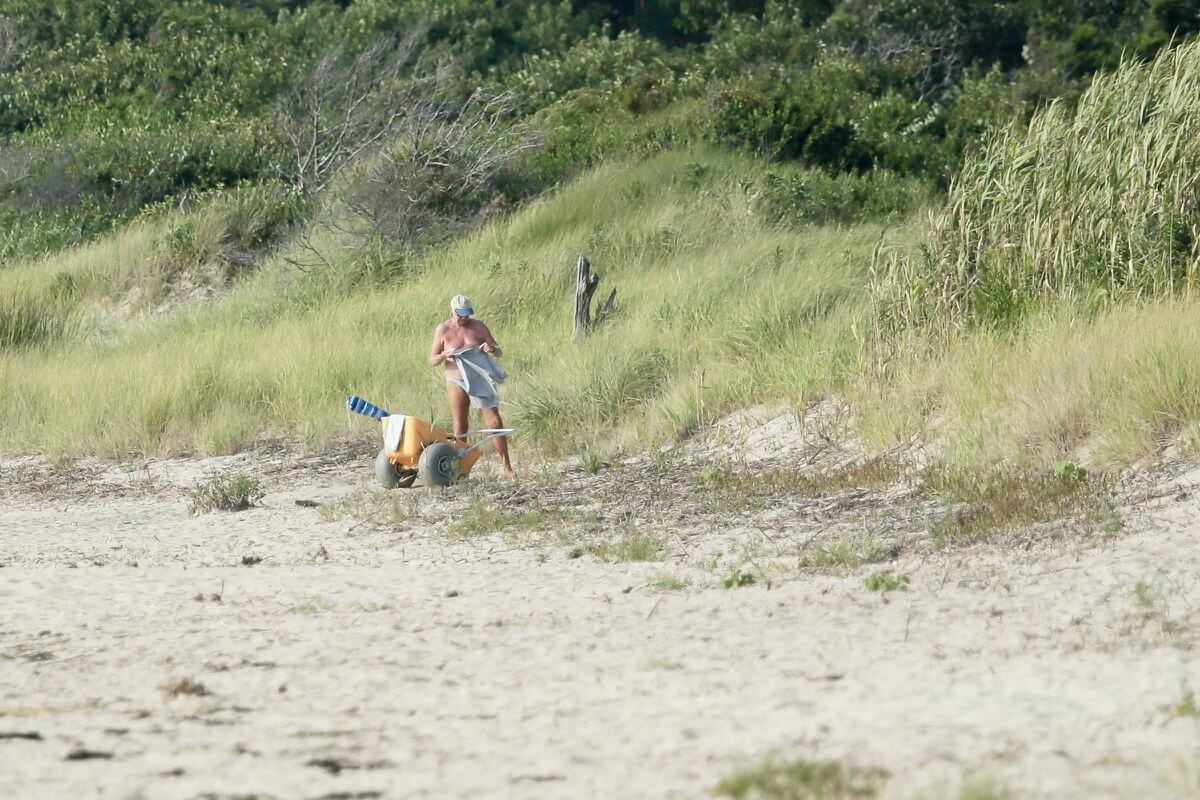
[
  {"left": 187, "top": 471, "right": 265, "bottom": 514},
  {"left": 162, "top": 677, "right": 212, "bottom": 698},
  {"left": 1172, "top": 683, "right": 1200, "bottom": 719},
  {"left": 721, "top": 563, "right": 758, "bottom": 589},
  {"left": 700, "top": 458, "right": 907, "bottom": 511},
  {"left": 927, "top": 466, "right": 1118, "bottom": 548},
  {"left": 799, "top": 534, "right": 895, "bottom": 571},
  {"left": 586, "top": 528, "right": 666, "bottom": 563},
  {"left": 648, "top": 572, "right": 691, "bottom": 591},
  {"left": 864, "top": 572, "right": 909, "bottom": 593},
  {"left": 319, "top": 490, "right": 419, "bottom": 527},
  {"left": 715, "top": 755, "right": 888, "bottom": 799}
]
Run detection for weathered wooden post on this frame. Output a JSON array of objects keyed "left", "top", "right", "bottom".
[{"left": 572, "top": 254, "right": 616, "bottom": 340}]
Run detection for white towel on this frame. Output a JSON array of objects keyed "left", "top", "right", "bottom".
[
  {"left": 448, "top": 347, "right": 507, "bottom": 410},
  {"left": 383, "top": 414, "right": 407, "bottom": 451}
]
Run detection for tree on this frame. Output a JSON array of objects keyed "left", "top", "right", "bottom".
[
  {"left": 275, "top": 30, "right": 431, "bottom": 196},
  {"left": 340, "top": 86, "right": 540, "bottom": 246}
]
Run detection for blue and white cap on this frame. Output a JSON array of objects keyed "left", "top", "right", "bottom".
[{"left": 451, "top": 294, "right": 473, "bottom": 316}]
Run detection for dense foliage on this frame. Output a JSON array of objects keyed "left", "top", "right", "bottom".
[
  {"left": 0, "top": 0, "right": 1194, "bottom": 264},
  {"left": 877, "top": 40, "right": 1200, "bottom": 331}
]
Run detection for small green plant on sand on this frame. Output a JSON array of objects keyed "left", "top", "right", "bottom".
[
  {"left": 698, "top": 464, "right": 728, "bottom": 486},
  {"left": 1172, "top": 683, "right": 1200, "bottom": 719},
  {"left": 319, "top": 490, "right": 417, "bottom": 526},
  {"left": 721, "top": 564, "right": 757, "bottom": 588},
  {"left": 579, "top": 446, "right": 604, "bottom": 475},
  {"left": 450, "top": 503, "right": 545, "bottom": 539},
  {"left": 187, "top": 471, "right": 265, "bottom": 514},
  {"left": 912, "top": 775, "right": 1014, "bottom": 800},
  {"left": 648, "top": 572, "right": 691, "bottom": 591},
  {"left": 586, "top": 528, "right": 665, "bottom": 562},
  {"left": 1053, "top": 460, "right": 1087, "bottom": 483},
  {"left": 799, "top": 534, "right": 893, "bottom": 570},
  {"left": 1129, "top": 576, "right": 1182, "bottom": 637},
  {"left": 715, "top": 755, "right": 888, "bottom": 799},
  {"left": 864, "top": 572, "right": 909, "bottom": 592},
  {"left": 1133, "top": 577, "right": 1166, "bottom": 614}
]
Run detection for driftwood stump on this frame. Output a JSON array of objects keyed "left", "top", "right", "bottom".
[{"left": 572, "top": 255, "right": 616, "bottom": 340}]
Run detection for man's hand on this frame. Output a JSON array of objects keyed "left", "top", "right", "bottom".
[{"left": 480, "top": 343, "right": 494, "bottom": 354}]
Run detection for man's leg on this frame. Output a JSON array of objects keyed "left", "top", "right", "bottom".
[
  {"left": 481, "top": 406, "right": 514, "bottom": 478},
  {"left": 446, "top": 381, "right": 470, "bottom": 439}
]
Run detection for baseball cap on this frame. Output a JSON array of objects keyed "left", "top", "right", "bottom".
[{"left": 450, "top": 294, "right": 474, "bottom": 316}]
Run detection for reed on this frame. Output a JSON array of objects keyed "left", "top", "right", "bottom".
[{"left": 876, "top": 41, "right": 1200, "bottom": 333}]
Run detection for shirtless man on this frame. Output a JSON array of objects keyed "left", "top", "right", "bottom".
[{"left": 429, "top": 294, "right": 515, "bottom": 478}]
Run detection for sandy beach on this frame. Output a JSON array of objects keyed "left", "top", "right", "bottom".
[{"left": 4, "top": 429, "right": 1200, "bottom": 799}]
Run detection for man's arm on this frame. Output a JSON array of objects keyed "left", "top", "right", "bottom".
[
  {"left": 429, "top": 323, "right": 451, "bottom": 366},
  {"left": 477, "top": 322, "right": 502, "bottom": 356}
]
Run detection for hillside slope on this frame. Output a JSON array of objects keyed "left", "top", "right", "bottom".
[{"left": 0, "top": 148, "right": 885, "bottom": 456}]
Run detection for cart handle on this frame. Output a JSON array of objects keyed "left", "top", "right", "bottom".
[{"left": 456, "top": 428, "right": 515, "bottom": 455}]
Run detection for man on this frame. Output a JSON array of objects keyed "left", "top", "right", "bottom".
[{"left": 429, "top": 294, "right": 515, "bottom": 478}]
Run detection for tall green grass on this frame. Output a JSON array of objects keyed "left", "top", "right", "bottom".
[
  {"left": 0, "top": 148, "right": 881, "bottom": 456},
  {"left": 0, "top": 183, "right": 302, "bottom": 351},
  {"left": 848, "top": 41, "right": 1200, "bottom": 469},
  {"left": 877, "top": 40, "right": 1200, "bottom": 332},
  {"left": 855, "top": 298, "right": 1200, "bottom": 468}
]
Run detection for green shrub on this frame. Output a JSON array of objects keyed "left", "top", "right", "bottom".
[
  {"left": 754, "top": 167, "right": 932, "bottom": 226},
  {"left": 704, "top": 56, "right": 949, "bottom": 176},
  {"left": 578, "top": 446, "right": 604, "bottom": 475},
  {"left": 1053, "top": 461, "right": 1087, "bottom": 484},
  {"left": 504, "top": 29, "right": 678, "bottom": 114}
]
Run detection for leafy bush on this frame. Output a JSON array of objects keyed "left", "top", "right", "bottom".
[
  {"left": 704, "top": 57, "right": 947, "bottom": 174},
  {"left": 505, "top": 90, "right": 704, "bottom": 195},
  {"left": 61, "top": 119, "right": 286, "bottom": 211},
  {"left": 705, "top": 64, "right": 866, "bottom": 166},
  {"left": 504, "top": 29, "right": 680, "bottom": 114},
  {"left": 754, "top": 167, "right": 932, "bottom": 226}
]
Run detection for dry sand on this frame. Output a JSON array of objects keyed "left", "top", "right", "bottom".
[{"left": 4, "top": 421, "right": 1200, "bottom": 799}]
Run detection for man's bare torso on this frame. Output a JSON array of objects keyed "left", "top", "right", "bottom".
[{"left": 435, "top": 318, "right": 494, "bottom": 372}]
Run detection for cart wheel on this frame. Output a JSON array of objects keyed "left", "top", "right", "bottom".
[
  {"left": 419, "top": 442, "right": 460, "bottom": 487},
  {"left": 375, "top": 449, "right": 403, "bottom": 489}
]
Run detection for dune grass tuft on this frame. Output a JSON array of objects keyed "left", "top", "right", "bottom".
[
  {"left": 715, "top": 755, "right": 888, "bottom": 799},
  {"left": 187, "top": 471, "right": 266, "bottom": 514}
]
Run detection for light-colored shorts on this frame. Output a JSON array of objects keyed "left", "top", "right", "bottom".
[{"left": 445, "top": 372, "right": 499, "bottom": 410}]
